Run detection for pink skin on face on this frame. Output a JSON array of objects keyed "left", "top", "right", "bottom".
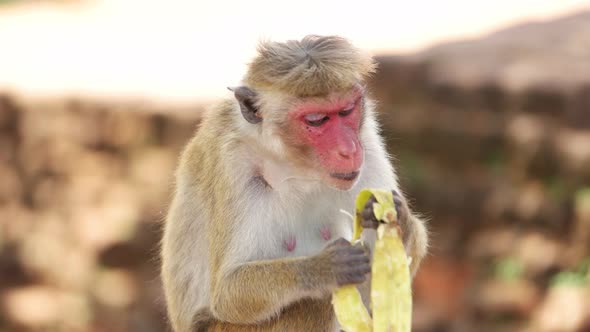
[{"left": 289, "top": 88, "right": 364, "bottom": 189}]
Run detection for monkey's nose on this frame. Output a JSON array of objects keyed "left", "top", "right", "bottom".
[{"left": 337, "top": 139, "right": 357, "bottom": 159}]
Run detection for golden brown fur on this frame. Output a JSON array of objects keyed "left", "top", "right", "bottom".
[
  {"left": 244, "top": 35, "right": 376, "bottom": 97},
  {"left": 207, "top": 299, "right": 335, "bottom": 331},
  {"left": 161, "top": 35, "right": 428, "bottom": 332}
]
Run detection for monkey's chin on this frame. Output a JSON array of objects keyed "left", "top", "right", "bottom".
[{"left": 326, "top": 171, "right": 360, "bottom": 191}]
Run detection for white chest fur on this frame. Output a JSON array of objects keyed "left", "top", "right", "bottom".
[
  {"left": 278, "top": 201, "right": 353, "bottom": 258},
  {"left": 227, "top": 186, "right": 355, "bottom": 266}
]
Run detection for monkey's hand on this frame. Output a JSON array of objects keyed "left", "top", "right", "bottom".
[
  {"left": 360, "top": 189, "right": 427, "bottom": 276},
  {"left": 321, "top": 238, "right": 371, "bottom": 287},
  {"left": 361, "top": 190, "right": 407, "bottom": 230}
]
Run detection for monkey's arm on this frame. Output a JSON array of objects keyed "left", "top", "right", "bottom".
[
  {"left": 211, "top": 257, "right": 329, "bottom": 324},
  {"left": 210, "top": 239, "right": 369, "bottom": 325},
  {"left": 405, "top": 213, "right": 428, "bottom": 276}
]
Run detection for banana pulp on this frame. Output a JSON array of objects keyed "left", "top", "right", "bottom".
[{"left": 332, "top": 189, "right": 412, "bottom": 332}]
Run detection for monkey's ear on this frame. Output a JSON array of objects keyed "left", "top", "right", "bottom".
[{"left": 228, "top": 86, "right": 262, "bottom": 124}]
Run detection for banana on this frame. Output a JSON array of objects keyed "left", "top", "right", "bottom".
[{"left": 333, "top": 189, "right": 412, "bottom": 332}]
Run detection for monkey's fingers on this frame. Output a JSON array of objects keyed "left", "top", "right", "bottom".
[
  {"left": 332, "top": 253, "right": 370, "bottom": 265},
  {"left": 392, "top": 190, "right": 409, "bottom": 226},
  {"left": 353, "top": 241, "right": 371, "bottom": 257},
  {"left": 335, "top": 261, "right": 371, "bottom": 276},
  {"left": 336, "top": 271, "right": 368, "bottom": 286},
  {"left": 329, "top": 246, "right": 367, "bottom": 266},
  {"left": 360, "top": 203, "right": 381, "bottom": 229}
]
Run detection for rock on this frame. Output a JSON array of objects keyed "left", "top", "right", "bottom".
[
  {"left": 413, "top": 257, "right": 474, "bottom": 320},
  {"left": 0, "top": 161, "right": 22, "bottom": 204},
  {"left": 92, "top": 269, "right": 138, "bottom": 309},
  {"left": 1, "top": 286, "right": 61, "bottom": 327},
  {"left": 468, "top": 227, "right": 520, "bottom": 259},
  {"left": 1, "top": 286, "right": 91, "bottom": 329},
  {"left": 410, "top": 11, "right": 590, "bottom": 93},
  {"left": 515, "top": 232, "right": 564, "bottom": 276},
  {"left": 473, "top": 279, "right": 540, "bottom": 317},
  {"left": 532, "top": 286, "right": 590, "bottom": 332},
  {"left": 554, "top": 129, "right": 590, "bottom": 175},
  {"left": 70, "top": 181, "right": 141, "bottom": 251}
]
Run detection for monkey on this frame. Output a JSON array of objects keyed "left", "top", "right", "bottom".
[{"left": 161, "top": 35, "right": 428, "bottom": 332}]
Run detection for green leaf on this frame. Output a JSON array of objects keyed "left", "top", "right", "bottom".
[{"left": 494, "top": 257, "right": 524, "bottom": 281}]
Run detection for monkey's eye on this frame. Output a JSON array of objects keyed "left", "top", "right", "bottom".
[
  {"left": 304, "top": 113, "right": 329, "bottom": 127},
  {"left": 338, "top": 107, "right": 354, "bottom": 117}
]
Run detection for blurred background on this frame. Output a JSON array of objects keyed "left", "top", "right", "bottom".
[{"left": 1, "top": 1, "right": 590, "bottom": 331}]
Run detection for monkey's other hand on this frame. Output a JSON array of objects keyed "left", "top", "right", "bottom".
[
  {"left": 361, "top": 190, "right": 409, "bottom": 229},
  {"left": 360, "top": 193, "right": 381, "bottom": 229},
  {"left": 322, "top": 238, "right": 370, "bottom": 287}
]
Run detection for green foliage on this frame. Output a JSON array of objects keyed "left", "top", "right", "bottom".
[
  {"left": 550, "top": 257, "right": 590, "bottom": 288},
  {"left": 484, "top": 149, "right": 506, "bottom": 175},
  {"left": 494, "top": 257, "right": 525, "bottom": 281},
  {"left": 575, "top": 188, "right": 590, "bottom": 210},
  {"left": 395, "top": 151, "right": 428, "bottom": 189},
  {"left": 544, "top": 177, "right": 566, "bottom": 201},
  {"left": 550, "top": 272, "right": 588, "bottom": 288}
]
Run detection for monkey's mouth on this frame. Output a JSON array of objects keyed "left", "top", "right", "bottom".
[{"left": 330, "top": 171, "right": 359, "bottom": 181}]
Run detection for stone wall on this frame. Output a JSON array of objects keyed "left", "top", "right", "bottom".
[{"left": 0, "top": 95, "right": 200, "bottom": 331}]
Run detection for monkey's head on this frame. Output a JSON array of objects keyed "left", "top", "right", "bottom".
[{"left": 232, "top": 35, "right": 376, "bottom": 191}]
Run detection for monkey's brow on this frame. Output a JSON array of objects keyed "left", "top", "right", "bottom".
[{"left": 293, "top": 95, "right": 362, "bottom": 115}]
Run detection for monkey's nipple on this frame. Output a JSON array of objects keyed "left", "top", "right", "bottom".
[
  {"left": 320, "top": 226, "right": 332, "bottom": 241},
  {"left": 283, "top": 236, "right": 297, "bottom": 252}
]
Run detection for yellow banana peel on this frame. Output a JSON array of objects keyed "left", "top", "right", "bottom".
[
  {"left": 333, "top": 189, "right": 412, "bottom": 332},
  {"left": 332, "top": 285, "right": 373, "bottom": 332}
]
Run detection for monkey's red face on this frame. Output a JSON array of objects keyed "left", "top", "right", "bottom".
[{"left": 289, "top": 89, "right": 364, "bottom": 191}]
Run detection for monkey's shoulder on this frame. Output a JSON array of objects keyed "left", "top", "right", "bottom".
[{"left": 198, "top": 99, "right": 239, "bottom": 133}]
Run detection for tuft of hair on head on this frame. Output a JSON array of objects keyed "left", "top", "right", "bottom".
[{"left": 244, "top": 35, "right": 377, "bottom": 97}]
